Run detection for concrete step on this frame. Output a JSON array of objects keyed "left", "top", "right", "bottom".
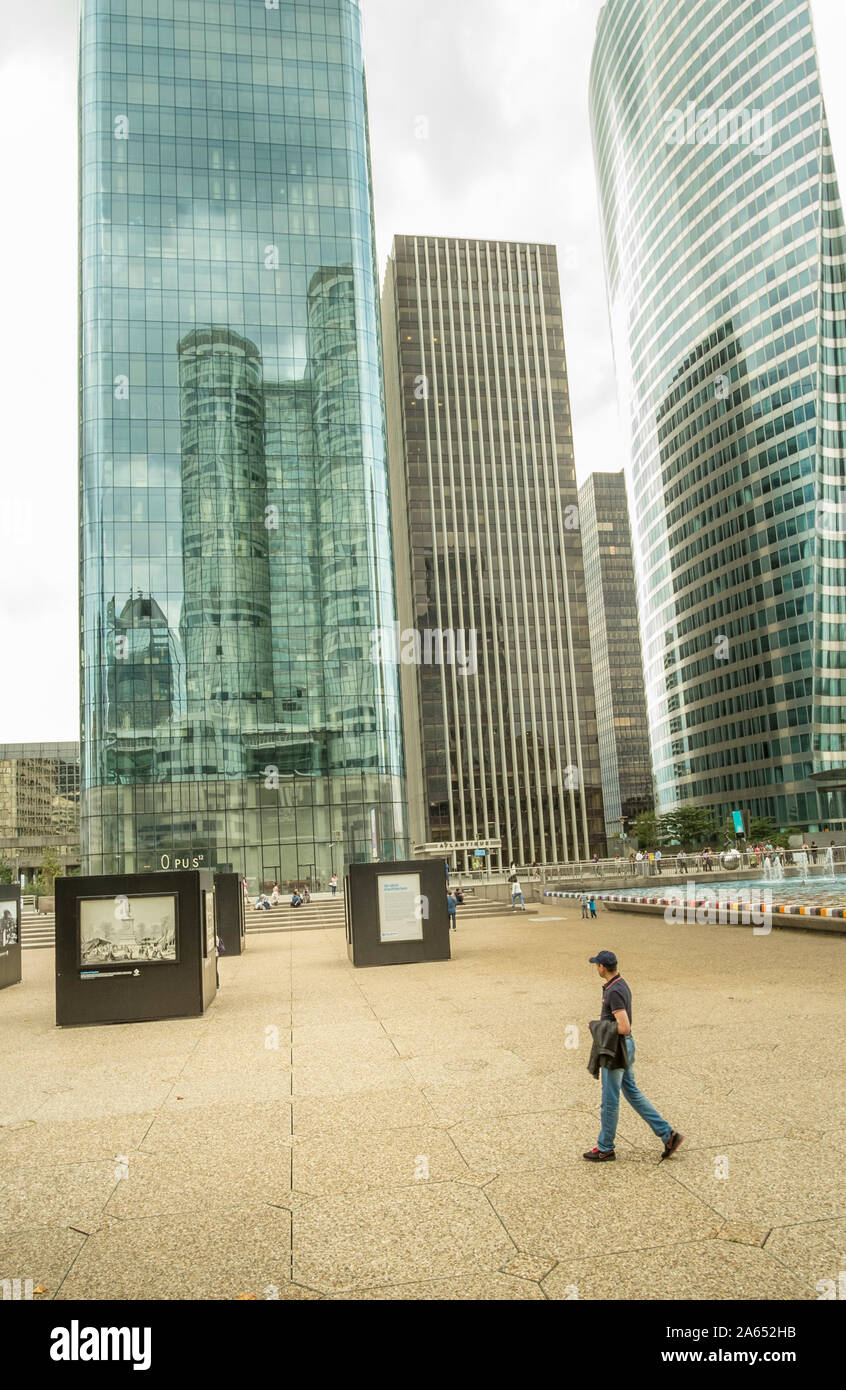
[
  {"left": 245, "top": 901, "right": 346, "bottom": 932},
  {"left": 21, "top": 915, "right": 55, "bottom": 949},
  {"left": 454, "top": 899, "right": 538, "bottom": 917}
]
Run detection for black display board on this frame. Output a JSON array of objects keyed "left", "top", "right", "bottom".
[
  {"left": 0, "top": 885, "right": 22, "bottom": 991},
  {"left": 345, "top": 860, "right": 451, "bottom": 968},
  {"left": 55, "top": 871, "right": 217, "bottom": 1026},
  {"left": 214, "top": 871, "right": 246, "bottom": 955}
]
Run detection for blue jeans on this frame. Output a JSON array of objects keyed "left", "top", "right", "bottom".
[
  {"left": 598, "top": 1037, "right": 671, "bottom": 1151},
  {"left": 512, "top": 893, "right": 525, "bottom": 908}
]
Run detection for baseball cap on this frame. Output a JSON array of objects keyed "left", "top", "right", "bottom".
[{"left": 589, "top": 950, "right": 617, "bottom": 968}]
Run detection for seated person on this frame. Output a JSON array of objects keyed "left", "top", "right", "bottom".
[
  {"left": 454, "top": 888, "right": 464, "bottom": 904},
  {"left": 290, "top": 890, "right": 303, "bottom": 907}
]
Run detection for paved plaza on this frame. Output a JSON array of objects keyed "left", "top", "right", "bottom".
[{"left": 1, "top": 902, "right": 844, "bottom": 1301}]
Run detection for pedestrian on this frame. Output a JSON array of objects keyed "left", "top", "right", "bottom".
[
  {"left": 447, "top": 891, "right": 457, "bottom": 931},
  {"left": 615, "top": 854, "right": 623, "bottom": 876},
  {"left": 511, "top": 876, "right": 526, "bottom": 911},
  {"left": 580, "top": 891, "right": 590, "bottom": 920},
  {"left": 583, "top": 949, "right": 683, "bottom": 1163},
  {"left": 810, "top": 840, "right": 818, "bottom": 864},
  {"left": 330, "top": 872, "right": 338, "bottom": 895},
  {"left": 588, "top": 894, "right": 597, "bottom": 919},
  {"left": 654, "top": 848, "right": 662, "bottom": 874},
  {"left": 270, "top": 883, "right": 280, "bottom": 906}
]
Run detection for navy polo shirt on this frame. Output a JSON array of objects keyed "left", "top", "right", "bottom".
[{"left": 600, "top": 973, "right": 632, "bottom": 1025}]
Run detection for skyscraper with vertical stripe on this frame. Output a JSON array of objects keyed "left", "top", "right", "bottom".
[
  {"left": 381, "top": 237, "right": 605, "bottom": 867},
  {"left": 590, "top": 0, "right": 846, "bottom": 834}
]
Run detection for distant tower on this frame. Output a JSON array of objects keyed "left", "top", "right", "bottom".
[
  {"left": 382, "top": 236, "right": 606, "bottom": 865},
  {"left": 579, "top": 471, "right": 654, "bottom": 842}
]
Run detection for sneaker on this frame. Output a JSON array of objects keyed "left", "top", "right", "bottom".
[
  {"left": 583, "top": 1147, "right": 615, "bottom": 1162},
  {"left": 661, "top": 1130, "right": 684, "bottom": 1160}
]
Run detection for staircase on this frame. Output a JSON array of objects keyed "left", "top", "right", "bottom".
[
  {"left": 17, "top": 893, "right": 529, "bottom": 950},
  {"left": 456, "top": 898, "right": 537, "bottom": 919},
  {"left": 245, "top": 897, "right": 347, "bottom": 934},
  {"left": 21, "top": 900, "right": 55, "bottom": 949}
]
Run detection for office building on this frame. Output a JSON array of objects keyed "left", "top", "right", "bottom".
[
  {"left": 382, "top": 236, "right": 606, "bottom": 866},
  {"left": 579, "top": 471, "right": 654, "bottom": 842},
  {"left": 0, "top": 743, "right": 81, "bottom": 884},
  {"left": 79, "top": 0, "right": 407, "bottom": 881},
  {"left": 590, "top": 0, "right": 846, "bottom": 832}
]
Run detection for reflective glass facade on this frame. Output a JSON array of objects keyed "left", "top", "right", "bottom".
[
  {"left": 0, "top": 743, "right": 81, "bottom": 881},
  {"left": 578, "top": 472, "right": 654, "bottom": 840},
  {"left": 382, "top": 237, "right": 606, "bottom": 865},
  {"left": 590, "top": 0, "right": 846, "bottom": 832},
  {"left": 80, "top": 0, "right": 407, "bottom": 882}
]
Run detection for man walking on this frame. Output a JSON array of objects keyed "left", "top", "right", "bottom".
[
  {"left": 447, "top": 891, "right": 457, "bottom": 931},
  {"left": 583, "top": 949, "right": 683, "bottom": 1163},
  {"left": 511, "top": 876, "right": 526, "bottom": 911}
]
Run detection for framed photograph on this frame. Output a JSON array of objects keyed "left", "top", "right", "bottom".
[
  {"left": 377, "top": 873, "right": 424, "bottom": 944},
  {"left": 0, "top": 901, "right": 19, "bottom": 948},
  {"left": 204, "top": 890, "right": 215, "bottom": 958},
  {"left": 78, "top": 893, "right": 178, "bottom": 968}
]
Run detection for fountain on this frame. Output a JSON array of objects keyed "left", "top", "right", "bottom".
[
  {"left": 825, "top": 846, "right": 835, "bottom": 873},
  {"left": 762, "top": 857, "right": 773, "bottom": 880},
  {"left": 772, "top": 857, "right": 784, "bottom": 881},
  {"left": 795, "top": 850, "right": 808, "bottom": 872}
]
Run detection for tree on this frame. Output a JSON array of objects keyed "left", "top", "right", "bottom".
[
  {"left": 633, "top": 811, "right": 657, "bottom": 849},
  {"left": 34, "top": 848, "right": 63, "bottom": 894},
  {"left": 748, "top": 816, "right": 778, "bottom": 843},
  {"left": 0, "top": 861, "right": 14, "bottom": 884},
  {"left": 658, "top": 807, "right": 718, "bottom": 850}
]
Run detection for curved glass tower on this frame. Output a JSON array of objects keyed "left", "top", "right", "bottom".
[
  {"left": 79, "top": 0, "right": 407, "bottom": 881},
  {"left": 590, "top": 0, "right": 846, "bottom": 833}
]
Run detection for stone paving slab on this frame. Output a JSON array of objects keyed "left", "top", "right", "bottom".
[
  {"left": 0, "top": 901, "right": 841, "bottom": 1300},
  {"left": 54, "top": 1207, "right": 294, "bottom": 1301}
]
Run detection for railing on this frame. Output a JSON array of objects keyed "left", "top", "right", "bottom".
[
  {"left": 538, "top": 846, "right": 846, "bottom": 879},
  {"left": 447, "top": 846, "right": 846, "bottom": 885}
]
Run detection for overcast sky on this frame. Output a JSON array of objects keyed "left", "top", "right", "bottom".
[{"left": 1, "top": 0, "right": 844, "bottom": 742}]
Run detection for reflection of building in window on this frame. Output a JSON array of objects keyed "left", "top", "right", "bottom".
[
  {"left": 0, "top": 743, "right": 81, "bottom": 883},
  {"left": 178, "top": 327, "right": 275, "bottom": 780}
]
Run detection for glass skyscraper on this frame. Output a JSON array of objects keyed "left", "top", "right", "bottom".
[
  {"left": 79, "top": 0, "right": 407, "bottom": 883},
  {"left": 590, "top": 0, "right": 846, "bottom": 834}
]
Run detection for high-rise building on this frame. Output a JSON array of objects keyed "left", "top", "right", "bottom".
[
  {"left": 0, "top": 743, "right": 81, "bottom": 884},
  {"left": 579, "top": 471, "right": 654, "bottom": 842},
  {"left": 590, "top": 0, "right": 846, "bottom": 833},
  {"left": 382, "top": 236, "right": 606, "bottom": 866},
  {"left": 79, "top": 0, "right": 407, "bottom": 882}
]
